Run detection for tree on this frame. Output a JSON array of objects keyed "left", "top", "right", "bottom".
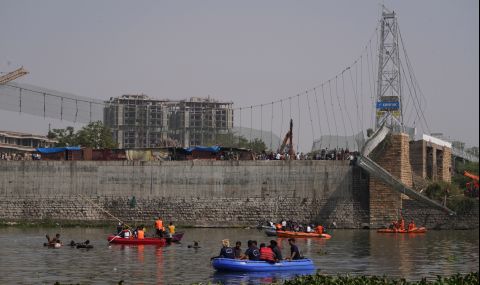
[
  {"left": 49, "top": 126, "right": 77, "bottom": 147},
  {"left": 76, "top": 121, "right": 117, "bottom": 149},
  {"left": 247, "top": 138, "right": 267, "bottom": 153},
  {"left": 48, "top": 121, "right": 117, "bottom": 149}
]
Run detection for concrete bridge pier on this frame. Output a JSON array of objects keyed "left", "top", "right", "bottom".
[{"left": 369, "top": 132, "right": 413, "bottom": 228}]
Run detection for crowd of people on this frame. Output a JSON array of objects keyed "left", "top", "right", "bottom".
[
  {"left": 266, "top": 220, "right": 328, "bottom": 234},
  {"left": 0, "top": 152, "right": 41, "bottom": 161},
  {"left": 213, "top": 238, "right": 303, "bottom": 262},
  {"left": 388, "top": 217, "right": 417, "bottom": 231},
  {"left": 252, "top": 148, "right": 357, "bottom": 161},
  {"left": 115, "top": 217, "right": 176, "bottom": 239}
]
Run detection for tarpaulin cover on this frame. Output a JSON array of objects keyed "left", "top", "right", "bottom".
[
  {"left": 36, "top": 146, "right": 81, "bottom": 154},
  {"left": 184, "top": 146, "right": 221, "bottom": 153}
]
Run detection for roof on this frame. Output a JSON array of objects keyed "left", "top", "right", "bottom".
[{"left": 36, "top": 146, "right": 81, "bottom": 154}]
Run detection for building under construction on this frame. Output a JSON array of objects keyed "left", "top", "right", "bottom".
[{"left": 103, "top": 95, "right": 233, "bottom": 148}]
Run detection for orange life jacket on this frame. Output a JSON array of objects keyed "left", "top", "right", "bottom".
[
  {"left": 275, "top": 224, "right": 282, "bottom": 230},
  {"left": 155, "top": 220, "right": 163, "bottom": 230},
  {"left": 260, "top": 247, "right": 275, "bottom": 261},
  {"left": 137, "top": 229, "right": 144, "bottom": 239},
  {"left": 316, "top": 226, "right": 324, "bottom": 234},
  {"left": 408, "top": 223, "right": 415, "bottom": 231}
]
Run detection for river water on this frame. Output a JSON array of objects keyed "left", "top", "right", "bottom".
[{"left": 0, "top": 227, "right": 477, "bottom": 284}]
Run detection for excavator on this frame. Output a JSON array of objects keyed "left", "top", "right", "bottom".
[
  {"left": 464, "top": 171, "right": 479, "bottom": 198},
  {"left": 278, "top": 119, "right": 296, "bottom": 158}
]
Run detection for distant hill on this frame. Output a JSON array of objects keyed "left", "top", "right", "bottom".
[{"left": 232, "top": 127, "right": 281, "bottom": 151}]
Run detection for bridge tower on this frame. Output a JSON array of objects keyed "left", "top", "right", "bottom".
[{"left": 375, "top": 8, "right": 402, "bottom": 129}]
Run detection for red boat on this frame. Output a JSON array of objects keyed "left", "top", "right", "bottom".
[
  {"left": 107, "top": 232, "right": 185, "bottom": 245},
  {"left": 107, "top": 235, "right": 167, "bottom": 245},
  {"left": 276, "top": 230, "right": 332, "bottom": 239},
  {"left": 377, "top": 227, "right": 427, "bottom": 234}
]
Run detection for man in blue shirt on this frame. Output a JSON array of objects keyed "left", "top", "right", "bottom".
[
  {"left": 244, "top": 240, "right": 260, "bottom": 260},
  {"left": 287, "top": 238, "right": 302, "bottom": 260}
]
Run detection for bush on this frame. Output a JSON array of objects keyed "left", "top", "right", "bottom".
[
  {"left": 279, "top": 272, "right": 479, "bottom": 285},
  {"left": 424, "top": 181, "right": 476, "bottom": 214}
]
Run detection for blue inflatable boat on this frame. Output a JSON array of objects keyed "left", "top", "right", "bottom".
[{"left": 211, "top": 258, "right": 315, "bottom": 272}]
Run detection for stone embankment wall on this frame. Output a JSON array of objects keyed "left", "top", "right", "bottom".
[
  {"left": 0, "top": 160, "right": 370, "bottom": 227},
  {"left": 402, "top": 199, "right": 479, "bottom": 230}
]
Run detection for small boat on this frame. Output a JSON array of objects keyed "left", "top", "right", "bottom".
[
  {"left": 377, "top": 227, "right": 427, "bottom": 234},
  {"left": 107, "top": 235, "right": 167, "bottom": 246},
  {"left": 276, "top": 230, "right": 332, "bottom": 239},
  {"left": 212, "top": 258, "right": 315, "bottom": 272},
  {"left": 166, "top": 232, "right": 184, "bottom": 243},
  {"left": 265, "top": 228, "right": 277, "bottom": 237}
]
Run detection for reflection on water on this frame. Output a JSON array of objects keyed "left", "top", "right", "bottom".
[
  {"left": 212, "top": 270, "right": 316, "bottom": 285},
  {"left": 0, "top": 227, "right": 477, "bottom": 284}
]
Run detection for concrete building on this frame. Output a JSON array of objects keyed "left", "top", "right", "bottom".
[
  {"left": 0, "top": 130, "right": 56, "bottom": 153},
  {"left": 104, "top": 95, "right": 233, "bottom": 148}
]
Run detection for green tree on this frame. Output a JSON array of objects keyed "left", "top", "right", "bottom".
[
  {"left": 247, "top": 138, "right": 267, "bottom": 153},
  {"left": 48, "top": 121, "right": 117, "bottom": 149},
  {"left": 76, "top": 121, "right": 117, "bottom": 149},
  {"left": 49, "top": 126, "right": 77, "bottom": 146}
]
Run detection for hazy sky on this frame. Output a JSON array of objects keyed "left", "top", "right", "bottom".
[{"left": 0, "top": 0, "right": 478, "bottom": 150}]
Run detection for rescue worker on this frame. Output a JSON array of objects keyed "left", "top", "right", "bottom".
[
  {"left": 287, "top": 238, "right": 302, "bottom": 260},
  {"left": 217, "top": 239, "right": 235, "bottom": 259},
  {"left": 408, "top": 219, "right": 416, "bottom": 232},
  {"left": 259, "top": 243, "right": 275, "bottom": 263},
  {"left": 275, "top": 223, "right": 282, "bottom": 231},
  {"left": 315, "top": 225, "right": 324, "bottom": 235},
  {"left": 399, "top": 217, "right": 405, "bottom": 231},
  {"left": 168, "top": 222, "right": 175, "bottom": 235},
  {"left": 269, "top": 240, "right": 282, "bottom": 260},
  {"left": 155, "top": 217, "right": 164, "bottom": 237},
  {"left": 137, "top": 226, "right": 145, "bottom": 240},
  {"left": 244, "top": 240, "right": 260, "bottom": 261},
  {"left": 234, "top": 241, "right": 245, "bottom": 259}
]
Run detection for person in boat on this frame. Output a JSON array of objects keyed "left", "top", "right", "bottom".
[
  {"left": 244, "top": 240, "right": 260, "bottom": 261},
  {"left": 275, "top": 223, "right": 282, "bottom": 231},
  {"left": 281, "top": 220, "right": 287, "bottom": 231},
  {"left": 46, "top": 233, "right": 61, "bottom": 246},
  {"left": 155, "top": 217, "right": 164, "bottom": 237},
  {"left": 269, "top": 240, "right": 282, "bottom": 260},
  {"left": 259, "top": 243, "right": 276, "bottom": 263},
  {"left": 315, "top": 225, "right": 324, "bottom": 235},
  {"left": 306, "top": 225, "right": 313, "bottom": 233},
  {"left": 168, "top": 222, "right": 175, "bottom": 235},
  {"left": 122, "top": 227, "right": 132, "bottom": 239},
  {"left": 234, "top": 241, "right": 245, "bottom": 259},
  {"left": 286, "top": 238, "right": 302, "bottom": 260},
  {"left": 116, "top": 222, "right": 123, "bottom": 235},
  {"left": 408, "top": 219, "right": 416, "bottom": 231},
  {"left": 399, "top": 217, "right": 405, "bottom": 231},
  {"left": 137, "top": 226, "right": 145, "bottom": 240},
  {"left": 212, "top": 239, "right": 235, "bottom": 259}
]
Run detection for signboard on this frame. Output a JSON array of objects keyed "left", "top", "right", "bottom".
[{"left": 376, "top": 101, "right": 400, "bottom": 110}]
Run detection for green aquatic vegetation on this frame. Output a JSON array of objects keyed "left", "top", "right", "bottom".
[{"left": 278, "top": 272, "right": 479, "bottom": 285}]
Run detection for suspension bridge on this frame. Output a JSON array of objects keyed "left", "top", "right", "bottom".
[{"left": 0, "top": 8, "right": 476, "bottom": 225}]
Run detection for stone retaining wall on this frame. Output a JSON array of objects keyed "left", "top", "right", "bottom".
[{"left": 0, "top": 160, "right": 370, "bottom": 227}]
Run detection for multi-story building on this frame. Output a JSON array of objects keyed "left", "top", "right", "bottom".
[
  {"left": 0, "top": 130, "right": 56, "bottom": 153},
  {"left": 104, "top": 95, "right": 233, "bottom": 148}
]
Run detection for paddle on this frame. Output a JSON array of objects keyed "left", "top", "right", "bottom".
[{"left": 78, "top": 194, "right": 133, "bottom": 243}]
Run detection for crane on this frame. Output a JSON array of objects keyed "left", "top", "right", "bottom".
[
  {"left": 463, "top": 171, "right": 479, "bottom": 198},
  {"left": 0, "top": 67, "right": 29, "bottom": 85},
  {"left": 278, "top": 119, "right": 296, "bottom": 158}
]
